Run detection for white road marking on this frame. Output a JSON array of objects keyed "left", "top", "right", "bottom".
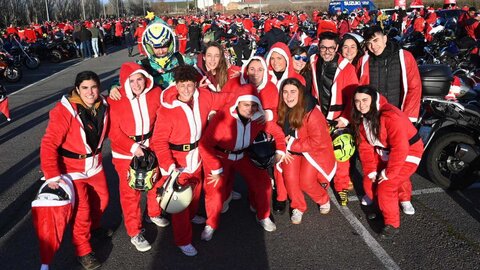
[
  {"left": 9, "top": 61, "right": 85, "bottom": 97},
  {"left": 348, "top": 187, "right": 446, "bottom": 202},
  {"left": 329, "top": 189, "right": 401, "bottom": 270}
]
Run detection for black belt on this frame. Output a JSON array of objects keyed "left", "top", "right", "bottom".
[
  {"left": 215, "top": 145, "right": 244, "bottom": 155},
  {"left": 288, "top": 150, "right": 303, "bottom": 156},
  {"left": 58, "top": 147, "right": 99, "bottom": 159},
  {"left": 374, "top": 132, "right": 421, "bottom": 152},
  {"left": 329, "top": 104, "right": 344, "bottom": 112},
  {"left": 129, "top": 130, "right": 153, "bottom": 142},
  {"left": 169, "top": 141, "right": 199, "bottom": 152}
]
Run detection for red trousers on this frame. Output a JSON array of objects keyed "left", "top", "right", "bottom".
[
  {"left": 333, "top": 160, "right": 351, "bottom": 192},
  {"left": 283, "top": 155, "right": 329, "bottom": 212},
  {"left": 178, "top": 39, "right": 187, "bottom": 54},
  {"left": 274, "top": 165, "right": 288, "bottom": 201},
  {"left": 71, "top": 171, "right": 109, "bottom": 256},
  {"left": 363, "top": 161, "right": 417, "bottom": 228},
  {"left": 170, "top": 169, "right": 202, "bottom": 246},
  {"left": 112, "top": 158, "right": 162, "bottom": 237},
  {"left": 205, "top": 157, "right": 271, "bottom": 229}
]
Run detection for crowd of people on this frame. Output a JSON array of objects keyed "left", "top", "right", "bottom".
[{"left": 30, "top": 3, "right": 480, "bottom": 270}]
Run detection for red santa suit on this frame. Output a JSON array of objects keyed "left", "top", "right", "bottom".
[
  {"left": 199, "top": 86, "right": 273, "bottom": 229},
  {"left": 151, "top": 84, "right": 230, "bottom": 247},
  {"left": 40, "top": 93, "right": 109, "bottom": 257},
  {"left": 222, "top": 56, "right": 288, "bottom": 202},
  {"left": 310, "top": 54, "right": 359, "bottom": 192},
  {"left": 107, "top": 63, "right": 162, "bottom": 237},
  {"left": 115, "top": 21, "right": 124, "bottom": 38},
  {"left": 134, "top": 25, "right": 146, "bottom": 56},
  {"left": 357, "top": 49, "right": 422, "bottom": 122},
  {"left": 358, "top": 94, "right": 423, "bottom": 228},
  {"left": 281, "top": 105, "right": 337, "bottom": 212},
  {"left": 175, "top": 21, "right": 189, "bottom": 54},
  {"left": 265, "top": 42, "right": 306, "bottom": 90}
]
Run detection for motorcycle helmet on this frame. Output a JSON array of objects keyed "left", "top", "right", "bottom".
[
  {"left": 156, "top": 170, "right": 193, "bottom": 214},
  {"left": 142, "top": 22, "right": 176, "bottom": 59},
  {"left": 36, "top": 180, "right": 72, "bottom": 201},
  {"left": 330, "top": 127, "right": 356, "bottom": 162},
  {"left": 247, "top": 131, "right": 276, "bottom": 169},
  {"left": 127, "top": 148, "right": 159, "bottom": 191}
]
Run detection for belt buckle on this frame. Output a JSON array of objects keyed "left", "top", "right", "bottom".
[
  {"left": 79, "top": 154, "right": 87, "bottom": 159},
  {"left": 183, "top": 144, "right": 191, "bottom": 151}
]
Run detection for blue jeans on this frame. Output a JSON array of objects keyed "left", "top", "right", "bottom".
[{"left": 80, "top": 40, "right": 92, "bottom": 58}]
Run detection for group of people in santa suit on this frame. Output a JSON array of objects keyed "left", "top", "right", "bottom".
[{"left": 39, "top": 12, "right": 425, "bottom": 270}]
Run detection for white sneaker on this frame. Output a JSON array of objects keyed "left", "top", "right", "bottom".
[
  {"left": 291, "top": 209, "right": 303, "bottom": 224},
  {"left": 201, "top": 225, "right": 215, "bottom": 241},
  {"left": 361, "top": 195, "right": 373, "bottom": 206},
  {"left": 130, "top": 232, "right": 151, "bottom": 252},
  {"left": 191, "top": 215, "right": 206, "bottom": 224},
  {"left": 145, "top": 216, "right": 170, "bottom": 227},
  {"left": 258, "top": 217, "right": 276, "bottom": 232},
  {"left": 319, "top": 201, "right": 330, "bottom": 215},
  {"left": 401, "top": 201, "right": 415, "bottom": 215},
  {"left": 231, "top": 190, "right": 242, "bottom": 200},
  {"left": 178, "top": 244, "right": 198, "bottom": 256},
  {"left": 221, "top": 194, "right": 233, "bottom": 214}
]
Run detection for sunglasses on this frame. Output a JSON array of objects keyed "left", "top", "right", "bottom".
[{"left": 293, "top": 55, "right": 308, "bottom": 62}]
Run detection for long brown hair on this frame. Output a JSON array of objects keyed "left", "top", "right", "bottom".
[
  {"left": 203, "top": 41, "right": 228, "bottom": 89},
  {"left": 277, "top": 78, "right": 308, "bottom": 129},
  {"left": 350, "top": 85, "right": 381, "bottom": 144}
]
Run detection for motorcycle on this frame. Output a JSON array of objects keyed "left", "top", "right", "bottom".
[
  {"left": 0, "top": 51, "right": 22, "bottom": 83},
  {"left": 417, "top": 64, "right": 480, "bottom": 189},
  {"left": 8, "top": 38, "right": 41, "bottom": 69}
]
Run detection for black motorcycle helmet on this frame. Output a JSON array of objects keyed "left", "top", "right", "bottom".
[
  {"left": 128, "top": 148, "right": 159, "bottom": 191},
  {"left": 247, "top": 131, "right": 276, "bottom": 169},
  {"left": 38, "top": 183, "right": 70, "bottom": 201}
]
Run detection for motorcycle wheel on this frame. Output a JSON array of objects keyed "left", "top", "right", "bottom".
[
  {"left": 425, "top": 132, "right": 476, "bottom": 190},
  {"left": 4, "top": 67, "right": 22, "bottom": 83},
  {"left": 24, "top": 56, "right": 41, "bottom": 69},
  {"left": 49, "top": 50, "right": 63, "bottom": 63}
]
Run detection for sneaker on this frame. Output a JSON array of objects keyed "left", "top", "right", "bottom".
[
  {"left": 319, "top": 201, "right": 331, "bottom": 214},
  {"left": 221, "top": 194, "right": 233, "bottom": 214},
  {"left": 338, "top": 190, "right": 348, "bottom": 206},
  {"left": 380, "top": 225, "right": 399, "bottom": 239},
  {"left": 201, "top": 225, "right": 215, "bottom": 241},
  {"left": 272, "top": 200, "right": 287, "bottom": 215},
  {"left": 231, "top": 190, "right": 242, "bottom": 200},
  {"left": 77, "top": 253, "right": 101, "bottom": 270},
  {"left": 130, "top": 233, "right": 151, "bottom": 252},
  {"left": 400, "top": 201, "right": 415, "bottom": 215},
  {"left": 145, "top": 216, "right": 170, "bottom": 227},
  {"left": 258, "top": 217, "right": 277, "bottom": 232},
  {"left": 291, "top": 209, "right": 303, "bottom": 224},
  {"left": 191, "top": 215, "right": 206, "bottom": 224},
  {"left": 178, "top": 244, "right": 198, "bottom": 256},
  {"left": 361, "top": 195, "right": 373, "bottom": 206}
]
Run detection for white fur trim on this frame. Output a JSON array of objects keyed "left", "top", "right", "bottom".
[
  {"left": 399, "top": 50, "right": 408, "bottom": 111},
  {"left": 112, "top": 151, "right": 133, "bottom": 160},
  {"left": 409, "top": 117, "right": 417, "bottom": 123},
  {"left": 286, "top": 137, "right": 295, "bottom": 152},
  {"left": 211, "top": 168, "right": 223, "bottom": 175},
  {"left": 406, "top": 155, "right": 421, "bottom": 165}
]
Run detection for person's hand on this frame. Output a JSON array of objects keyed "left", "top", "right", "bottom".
[
  {"left": 133, "top": 146, "right": 144, "bottom": 157},
  {"left": 229, "top": 69, "right": 241, "bottom": 79},
  {"left": 275, "top": 153, "right": 283, "bottom": 163},
  {"left": 285, "top": 135, "right": 291, "bottom": 144},
  {"left": 198, "top": 76, "right": 209, "bottom": 88},
  {"left": 335, "top": 119, "right": 347, "bottom": 128},
  {"left": 377, "top": 175, "right": 387, "bottom": 184},
  {"left": 281, "top": 152, "right": 294, "bottom": 164},
  {"left": 109, "top": 86, "right": 121, "bottom": 100},
  {"left": 206, "top": 173, "right": 221, "bottom": 187},
  {"left": 47, "top": 178, "right": 65, "bottom": 189}
]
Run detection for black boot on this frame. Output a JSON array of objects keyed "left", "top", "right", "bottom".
[{"left": 273, "top": 199, "right": 287, "bottom": 215}]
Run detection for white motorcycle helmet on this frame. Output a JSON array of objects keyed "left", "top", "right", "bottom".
[{"left": 156, "top": 170, "right": 193, "bottom": 214}]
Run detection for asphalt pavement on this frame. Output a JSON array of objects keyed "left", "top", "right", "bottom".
[{"left": 0, "top": 46, "right": 479, "bottom": 270}]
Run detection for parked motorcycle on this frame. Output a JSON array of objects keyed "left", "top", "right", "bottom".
[
  {"left": 0, "top": 52, "right": 22, "bottom": 83},
  {"left": 418, "top": 64, "right": 480, "bottom": 189},
  {"left": 7, "top": 38, "right": 41, "bottom": 69}
]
